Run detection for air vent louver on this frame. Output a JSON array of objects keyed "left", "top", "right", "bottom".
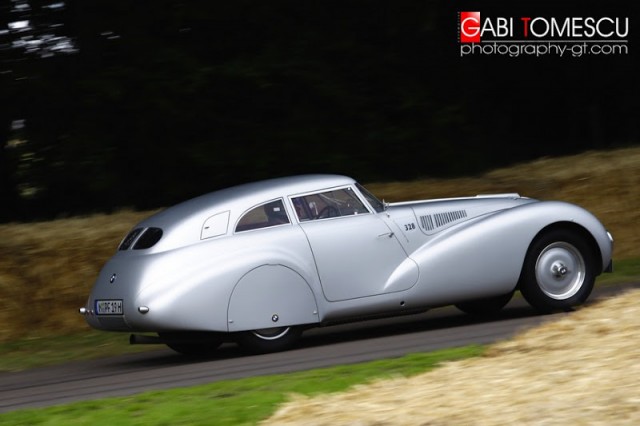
[
  {"left": 419, "top": 210, "right": 467, "bottom": 232},
  {"left": 420, "top": 214, "right": 435, "bottom": 231}
]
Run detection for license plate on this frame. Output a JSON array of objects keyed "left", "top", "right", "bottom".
[{"left": 96, "top": 300, "right": 123, "bottom": 315}]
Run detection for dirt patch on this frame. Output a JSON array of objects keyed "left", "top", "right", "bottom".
[{"left": 263, "top": 289, "right": 640, "bottom": 425}]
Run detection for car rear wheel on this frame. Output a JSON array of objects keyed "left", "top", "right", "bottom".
[
  {"left": 236, "top": 326, "right": 302, "bottom": 353},
  {"left": 159, "top": 332, "right": 223, "bottom": 356},
  {"left": 455, "top": 291, "right": 514, "bottom": 316},
  {"left": 519, "top": 229, "right": 596, "bottom": 313}
]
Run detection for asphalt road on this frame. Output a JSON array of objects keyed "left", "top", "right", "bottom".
[{"left": 1, "top": 282, "right": 638, "bottom": 413}]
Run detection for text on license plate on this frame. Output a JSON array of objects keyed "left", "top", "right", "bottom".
[{"left": 96, "top": 300, "right": 123, "bottom": 315}]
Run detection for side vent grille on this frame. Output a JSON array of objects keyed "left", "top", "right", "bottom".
[
  {"left": 420, "top": 214, "right": 435, "bottom": 231},
  {"left": 419, "top": 210, "right": 467, "bottom": 232},
  {"left": 434, "top": 210, "right": 467, "bottom": 227}
]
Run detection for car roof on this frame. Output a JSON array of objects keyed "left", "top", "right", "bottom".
[{"left": 139, "top": 174, "right": 355, "bottom": 229}]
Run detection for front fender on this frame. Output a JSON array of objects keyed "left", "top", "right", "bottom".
[{"left": 408, "top": 201, "right": 612, "bottom": 306}]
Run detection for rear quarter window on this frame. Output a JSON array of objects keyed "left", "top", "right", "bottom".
[{"left": 235, "top": 199, "right": 290, "bottom": 232}]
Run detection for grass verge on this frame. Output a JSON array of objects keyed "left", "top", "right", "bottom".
[
  {"left": 593, "top": 257, "right": 640, "bottom": 285},
  {"left": 0, "top": 346, "right": 484, "bottom": 425},
  {"left": 0, "top": 331, "right": 156, "bottom": 372}
]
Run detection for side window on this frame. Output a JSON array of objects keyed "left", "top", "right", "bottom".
[
  {"left": 356, "top": 183, "right": 385, "bottom": 213},
  {"left": 235, "top": 199, "right": 290, "bottom": 232},
  {"left": 292, "top": 187, "right": 369, "bottom": 221}
]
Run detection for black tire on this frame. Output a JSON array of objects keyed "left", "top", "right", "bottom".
[
  {"left": 455, "top": 291, "right": 514, "bottom": 316},
  {"left": 519, "top": 229, "right": 596, "bottom": 313},
  {"left": 159, "top": 332, "right": 223, "bottom": 357},
  {"left": 236, "top": 326, "right": 302, "bottom": 354}
]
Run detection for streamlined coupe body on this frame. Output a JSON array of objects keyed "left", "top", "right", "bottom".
[{"left": 80, "top": 175, "right": 613, "bottom": 354}]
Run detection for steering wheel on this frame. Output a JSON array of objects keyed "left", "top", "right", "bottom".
[{"left": 317, "top": 205, "right": 339, "bottom": 219}]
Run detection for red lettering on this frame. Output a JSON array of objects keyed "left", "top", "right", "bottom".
[{"left": 521, "top": 17, "right": 532, "bottom": 38}]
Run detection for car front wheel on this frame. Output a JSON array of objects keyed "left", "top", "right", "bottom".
[
  {"left": 236, "top": 326, "right": 302, "bottom": 353},
  {"left": 519, "top": 229, "right": 596, "bottom": 313}
]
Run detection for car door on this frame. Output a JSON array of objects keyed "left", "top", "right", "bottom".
[{"left": 292, "top": 187, "right": 419, "bottom": 302}]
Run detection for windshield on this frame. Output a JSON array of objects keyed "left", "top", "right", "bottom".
[{"left": 356, "top": 183, "right": 385, "bottom": 213}]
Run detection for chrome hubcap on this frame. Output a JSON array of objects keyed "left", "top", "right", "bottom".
[
  {"left": 550, "top": 262, "right": 568, "bottom": 278},
  {"left": 535, "top": 242, "right": 585, "bottom": 300}
]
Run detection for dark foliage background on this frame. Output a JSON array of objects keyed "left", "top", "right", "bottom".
[{"left": 0, "top": 0, "right": 638, "bottom": 221}]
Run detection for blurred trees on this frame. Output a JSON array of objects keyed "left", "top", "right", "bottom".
[{"left": 1, "top": 0, "right": 638, "bottom": 221}]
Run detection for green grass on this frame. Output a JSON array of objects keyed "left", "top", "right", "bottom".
[
  {"left": 595, "top": 257, "right": 640, "bottom": 285},
  {"left": 0, "top": 346, "right": 484, "bottom": 426},
  {"left": 0, "top": 330, "right": 156, "bottom": 372}
]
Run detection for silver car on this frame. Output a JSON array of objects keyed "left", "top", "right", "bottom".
[{"left": 80, "top": 175, "right": 613, "bottom": 354}]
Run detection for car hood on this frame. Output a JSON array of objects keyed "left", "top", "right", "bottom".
[{"left": 388, "top": 194, "right": 537, "bottom": 234}]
